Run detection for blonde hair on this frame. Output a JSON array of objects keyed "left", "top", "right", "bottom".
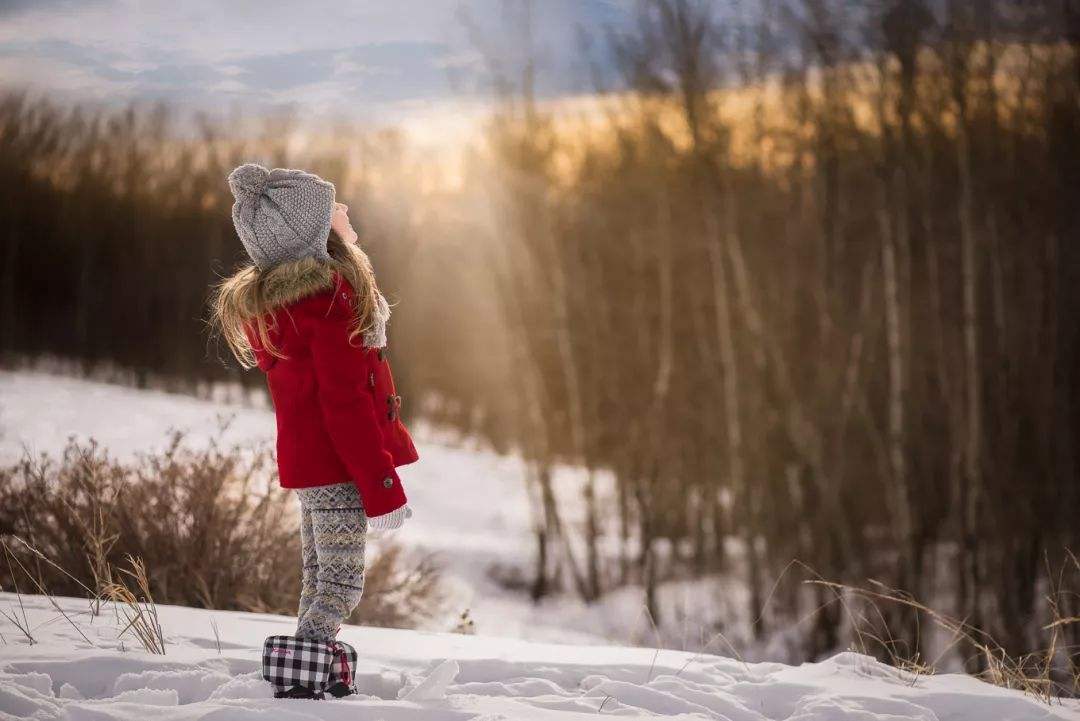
[{"left": 210, "top": 232, "right": 382, "bottom": 369}]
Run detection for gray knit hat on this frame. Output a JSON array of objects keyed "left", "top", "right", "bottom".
[{"left": 227, "top": 163, "right": 336, "bottom": 269}]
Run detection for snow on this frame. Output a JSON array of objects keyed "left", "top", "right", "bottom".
[
  {"left": 3, "top": 369, "right": 1080, "bottom": 718},
  {"left": 1, "top": 592, "right": 1078, "bottom": 720}
]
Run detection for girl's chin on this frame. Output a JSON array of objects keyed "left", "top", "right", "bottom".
[{"left": 333, "top": 225, "right": 359, "bottom": 245}]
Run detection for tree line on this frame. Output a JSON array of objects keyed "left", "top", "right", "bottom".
[{"left": 476, "top": 0, "right": 1080, "bottom": 671}]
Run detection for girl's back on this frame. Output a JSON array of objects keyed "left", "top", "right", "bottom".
[{"left": 242, "top": 257, "right": 418, "bottom": 518}]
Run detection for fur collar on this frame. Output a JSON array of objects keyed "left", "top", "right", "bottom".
[
  {"left": 237, "top": 256, "right": 390, "bottom": 348},
  {"left": 259, "top": 257, "right": 338, "bottom": 310}
]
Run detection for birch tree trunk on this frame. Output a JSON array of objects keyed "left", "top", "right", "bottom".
[
  {"left": 641, "top": 187, "right": 676, "bottom": 625},
  {"left": 546, "top": 220, "right": 596, "bottom": 602},
  {"left": 708, "top": 198, "right": 764, "bottom": 638},
  {"left": 956, "top": 80, "right": 985, "bottom": 672},
  {"left": 879, "top": 177, "right": 921, "bottom": 659}
]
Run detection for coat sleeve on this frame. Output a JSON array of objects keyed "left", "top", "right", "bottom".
[{"left": 307, "top": 305, "right": 407, "bottom": 518}]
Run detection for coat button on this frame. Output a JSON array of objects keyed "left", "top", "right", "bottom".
[{"left": 383, "top": 477, "right": 394, "bottom": 489}]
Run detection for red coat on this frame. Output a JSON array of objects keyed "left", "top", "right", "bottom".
[{"left": 246, "top": 275, "right": 418, "bottom": 517}]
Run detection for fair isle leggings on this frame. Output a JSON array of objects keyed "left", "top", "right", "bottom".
[{"left": 295, "top": 483, "right": 368, "bottom": 642}]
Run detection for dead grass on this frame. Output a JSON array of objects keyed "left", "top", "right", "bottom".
[
  {"left": 100, "top": 555, "right": 165, "bottom": 654},
  {"left": 799, "top": 562, "right": 1080, "bottom": 703},
  {"left": 0, "top": 543, "right": 34, "bottom": 645},
  {"left": 0, "top": 535, "right": 168, "bottom": 653}
]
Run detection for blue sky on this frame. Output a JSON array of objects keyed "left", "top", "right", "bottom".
[{"left": 0, "top": 0, "right": 634, "bottom": 124}]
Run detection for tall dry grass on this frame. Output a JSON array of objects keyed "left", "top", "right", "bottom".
[{"left": 799, "top": 563, "right": 1080, "bottom": 702}]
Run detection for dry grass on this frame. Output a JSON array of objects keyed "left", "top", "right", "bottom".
[
  {"left": 1, "top": 536, "right": 95, "bottom": 646},
  {"left": 100, "top": 555, "right": 165, "bottom": 654},
  {"left": 799, "top": 565, "right": 1080, "bottom": 704},
  {"left": 1, "top": 535, "right": 167, "bottom": 653},
  {"left": 0, "top": 431, "right": 443, "bottom": 630},
  {"left": 0, "top": 543, "right": 34, "bottom": 644}
]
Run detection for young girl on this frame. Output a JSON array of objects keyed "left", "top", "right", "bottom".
[{"left": 211, "top": 162, "right": 418, "bottom": 649}]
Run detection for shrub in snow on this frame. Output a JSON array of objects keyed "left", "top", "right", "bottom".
[{"left": 0, "top": 432, "right": 442, "bottom": 628}]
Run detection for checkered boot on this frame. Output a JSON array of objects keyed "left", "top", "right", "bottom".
[{"left": 262, "top": 635, "right": 358, "bottom": 699}]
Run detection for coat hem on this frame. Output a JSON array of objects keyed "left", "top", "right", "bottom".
[{"left": 280, "top": 477, "right": 352, "bottom": 490}]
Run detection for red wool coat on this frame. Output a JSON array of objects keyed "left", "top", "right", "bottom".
[{"left": 245, "top": 274, "right": 418, "bottom": 517}]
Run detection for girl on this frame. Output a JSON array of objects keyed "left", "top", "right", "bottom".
[{"left": 211, "top": 163, "right": 418, "bottom": 653}]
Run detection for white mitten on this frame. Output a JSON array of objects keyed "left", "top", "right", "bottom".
[{"left": 367, "top": 504, "right": 412, "bottom": 536}]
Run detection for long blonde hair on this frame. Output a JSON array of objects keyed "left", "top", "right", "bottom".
[{"left": 210, "top": 232, "right": 382, "bottom": 369}]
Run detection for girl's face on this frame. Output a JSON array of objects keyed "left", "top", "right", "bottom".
[{"left": 331, "top": 201, "right": 358, "bottom": 245}]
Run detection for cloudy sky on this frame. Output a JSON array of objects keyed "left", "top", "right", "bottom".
[{"left": 0, "top": 0, "right": 633, "bottom": 125}]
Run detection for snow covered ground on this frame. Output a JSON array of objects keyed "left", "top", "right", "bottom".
[
  {"left": 4, "top": 370, "right": 1080, "bottom": 719},
  {"left": 3, "top": 591, "right": 1078, "bottom": 721}
]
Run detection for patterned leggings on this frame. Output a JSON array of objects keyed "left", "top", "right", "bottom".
[{"left": 295, "top": 483, "right": 368, "bottom": 641}]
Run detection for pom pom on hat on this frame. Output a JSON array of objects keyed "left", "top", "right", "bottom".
[{"left": 228, "top": 163, "right": 271, "bottom": 200}]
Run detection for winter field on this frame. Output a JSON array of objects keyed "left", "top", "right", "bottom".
[
  {"left": 2, "top": 369, "right": 1080, "bottom": 720},
  {"left": 4, "top": 593, "right": 1080, "bottom": 721}
]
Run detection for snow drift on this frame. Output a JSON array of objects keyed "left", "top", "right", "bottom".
[{"left": 1, "top": 591, "right": 1079, "bottom": 721}]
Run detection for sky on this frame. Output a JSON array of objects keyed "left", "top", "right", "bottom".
[{"left": 0, "top": 0, "right": 634, "bottom": 126}]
